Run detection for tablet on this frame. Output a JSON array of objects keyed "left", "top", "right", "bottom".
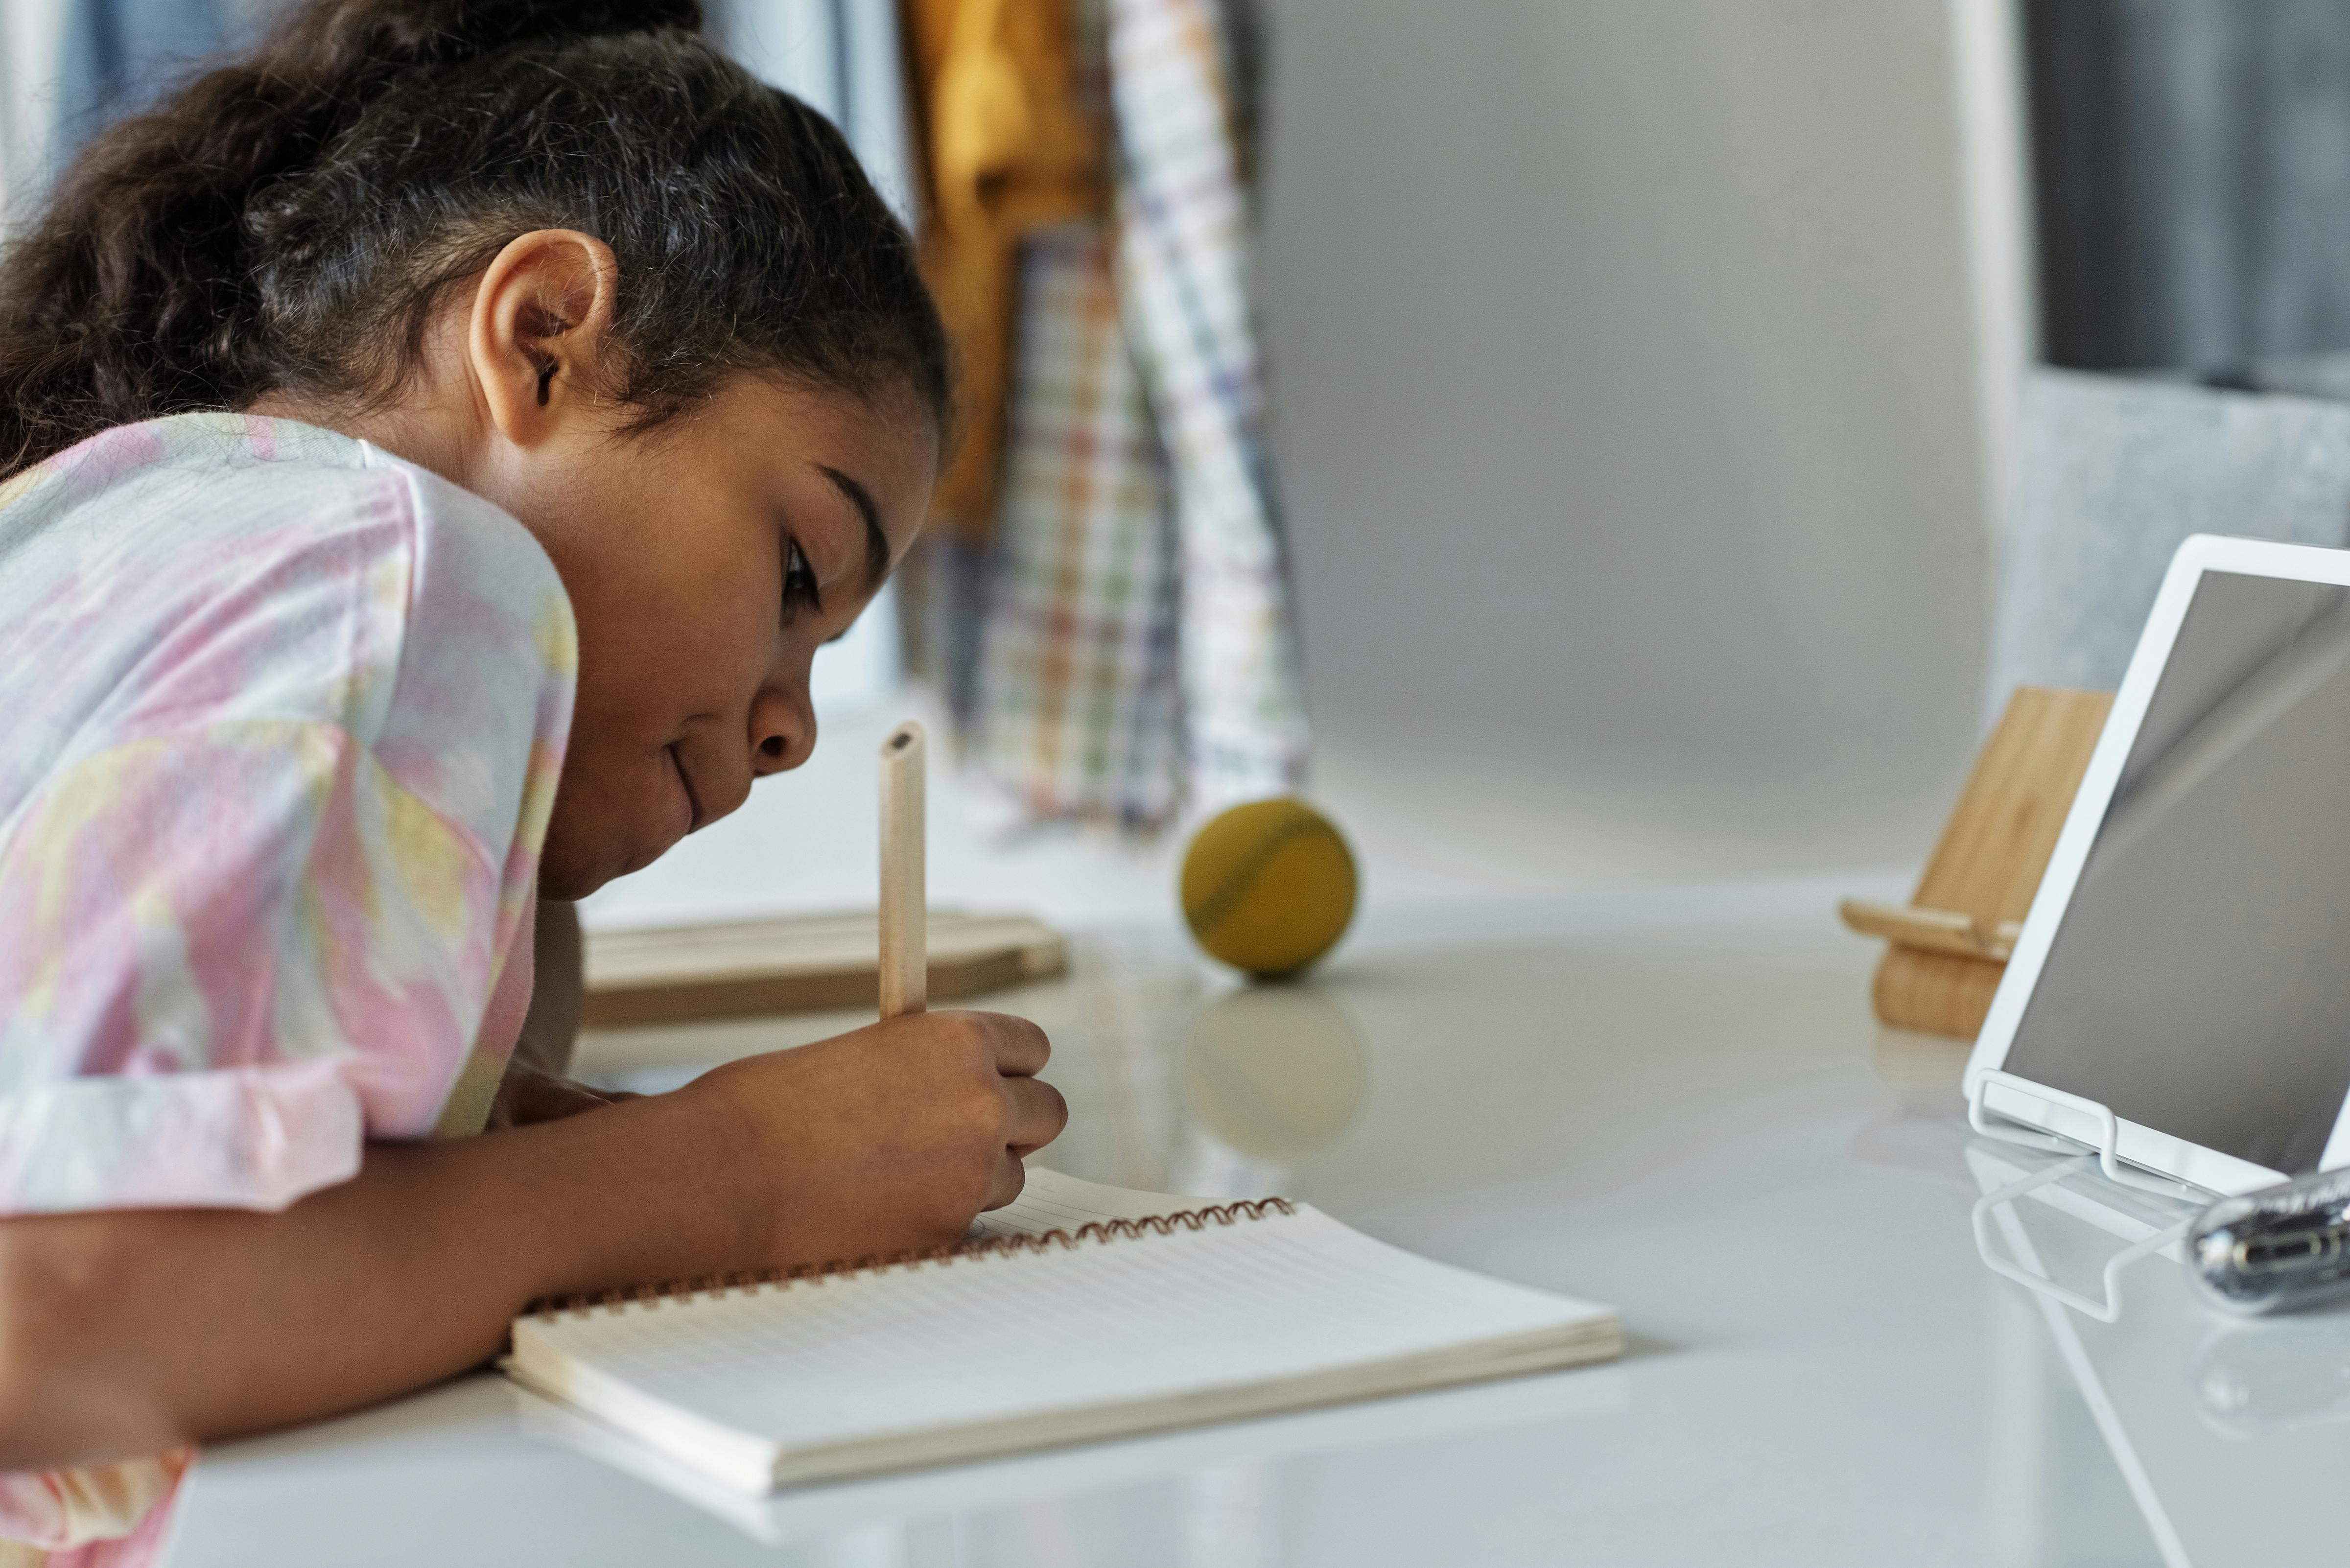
[{"left": 1965, "top": 534, "right": 2350, "bottom": 1196}]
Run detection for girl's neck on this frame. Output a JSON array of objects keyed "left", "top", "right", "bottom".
[{"left": 245, "top": 386, "right": 478, "bottom": 495}]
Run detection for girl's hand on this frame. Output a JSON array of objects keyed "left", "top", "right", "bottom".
[
  {"left": 485, "top": 1058, "right": 635, "bottom": 1129},
  {"left": 511, "top": 898, "right": 586, "bottom": 1077},
  {"left": 675, "top": 1010, "right": 1065, "bottom": 1264}
]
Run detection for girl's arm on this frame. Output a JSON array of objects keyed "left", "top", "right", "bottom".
[{"left": 0, "top": 1011, "right": 1064, "bottom": 1471}]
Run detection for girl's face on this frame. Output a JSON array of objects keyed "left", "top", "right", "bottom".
[
  {"left": 255, "top": 229, "right": 939, "bottom": 898},
  {"left": 510, "top": 374, "right": 937, "bottom": 898}
]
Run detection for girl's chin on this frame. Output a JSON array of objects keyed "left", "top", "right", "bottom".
[
  {"left": 540, "top": 841, "right": 661, "bottom": 901},
  {"left": 534, "top": 843, "right": 609, "bottom": 902},
  {"left": 537, "top": 755, "right": 697, "bottom": 896},
  {"left": 661, "top": 743, "right": 700, "bottom": 841},
  {"left": 535, "top": 825, "right": 625, "bottom": 900},
  {"left": 538, "top": 808, "right": 677, "bottom": 899}
]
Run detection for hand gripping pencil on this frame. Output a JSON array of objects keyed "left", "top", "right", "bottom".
[{"left": 878, "top": 721, "right": 926, "bottom": 1016}]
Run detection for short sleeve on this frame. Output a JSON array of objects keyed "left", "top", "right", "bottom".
[
  {"left": 0, "top": 1451, "right": 187, "bottom": 1555},
  {"left": 0, "top": 720, "right": 516, "bottom": 1214},
  {"left": 0, "top": 421, "right": 573, "bottom": 1218}
]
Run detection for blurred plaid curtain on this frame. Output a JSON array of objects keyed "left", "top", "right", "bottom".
[
  {"left": 709, "top": 0, "right": 916, "bottom": 222},
  {"left": 2029, "top": 0, "right": 2350, "bottom": 376},
  {"left": 3, "top": 1, "right": 282, "bottom": 232},
  {"left": 903, "top": 0, "right": 1307, "bottom": 832},
  {"left": 58, "top": 0, "right": 231, "bottom": 146}
]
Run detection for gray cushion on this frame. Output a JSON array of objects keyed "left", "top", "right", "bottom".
[{"left": 1987, "top": 368, "right": 2350, "bottom": 714}]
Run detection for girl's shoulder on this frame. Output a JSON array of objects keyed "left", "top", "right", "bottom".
[
  {"left": 0, "top": 413, "right": 576, "bottom": 826},
  {"left": 0, "top": 410, "right": 564, "bottom": 616}
]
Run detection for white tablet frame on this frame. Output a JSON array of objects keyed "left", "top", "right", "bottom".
[{"left": 1964, "top": 533, "right": 2350, "bottom": 1198}]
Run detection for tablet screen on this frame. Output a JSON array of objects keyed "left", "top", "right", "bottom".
[{"left": 2004, "top": 569, "right": 2350, "bottom": 1174}]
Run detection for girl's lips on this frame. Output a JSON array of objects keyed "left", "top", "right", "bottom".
[{"left": 665, "top": 744, "right": 705, "bottom": 835}]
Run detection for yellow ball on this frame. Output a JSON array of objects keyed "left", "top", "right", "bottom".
[{"left": 1180, "top": 798, "right": 1358, "bottom": 977}]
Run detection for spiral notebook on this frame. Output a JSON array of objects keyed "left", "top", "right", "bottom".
[{"left": 505, "top": 1169, "right": 1620, "bottom": 1492}]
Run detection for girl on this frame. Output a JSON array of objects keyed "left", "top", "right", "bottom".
[{"left": 0, "top": 0, "right": 1067, "bottom": 1559}]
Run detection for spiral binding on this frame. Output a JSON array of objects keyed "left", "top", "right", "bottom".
[{"left": 526, "top": 1195, "right": 1296, "bottom": 1321}]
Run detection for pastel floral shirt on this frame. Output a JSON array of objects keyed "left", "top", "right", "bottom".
[{"left": 0, "top": 414, "right": 576, "bottom": 1563}]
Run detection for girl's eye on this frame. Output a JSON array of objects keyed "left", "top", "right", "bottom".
[{"left": 782, "top": 540, "right": 822, "bottom": 623}]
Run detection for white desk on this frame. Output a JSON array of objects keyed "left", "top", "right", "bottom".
[{"left": 165, "top": 885, "right": 2324, "bottom": 1567}]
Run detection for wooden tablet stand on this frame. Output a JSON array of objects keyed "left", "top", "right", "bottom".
[{"left": 1839, "top": 686, "right": 2114, "bottom": 1041}]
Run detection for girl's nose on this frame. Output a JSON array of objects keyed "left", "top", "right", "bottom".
[{"left": 750, "top": 683, "right": 816, "bottom": 776}]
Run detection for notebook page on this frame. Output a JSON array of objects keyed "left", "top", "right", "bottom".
[
  {"left": 968, "top": 1167, "right": 1219, "bottom": 1239},
  {"left": 524, "top": 1207, "right": 1613, "bottom": 1462}
]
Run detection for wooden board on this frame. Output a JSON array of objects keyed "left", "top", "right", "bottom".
[
  {"left": 582, "top": 910, "right": 1067, "bottom": 1030},
  {"left": 1840, "top": 686, "right": 2113, "bottom": 1040}
]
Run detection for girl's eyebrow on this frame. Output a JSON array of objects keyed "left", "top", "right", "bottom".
[{"left": 817, "top": 464, "right": 892, "bottom": 590}]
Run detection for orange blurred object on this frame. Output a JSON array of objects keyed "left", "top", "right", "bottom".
[{"left": 901, "top": 0, "right": 1108, "bottom": 544}]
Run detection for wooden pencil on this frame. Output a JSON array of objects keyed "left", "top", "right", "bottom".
[{"left": 877, "top": 721, "right": 927, "bottom": 1016}]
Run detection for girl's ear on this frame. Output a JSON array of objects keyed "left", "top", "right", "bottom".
[{"left": 467, "top": 229, "right": 622, "bottom": 447}]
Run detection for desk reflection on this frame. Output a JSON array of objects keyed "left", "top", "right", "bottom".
[
  {"left": 1172, "top": 982, "right": 1371, "bottom": 1198},
  {"left": 1970, "top": 1141, "right": 2350, "bottom": 1568}
]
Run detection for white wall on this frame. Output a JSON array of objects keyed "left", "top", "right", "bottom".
[
  {"left": 1, "top": 0, "right": 2010, "bottom": 926},
  {"left": 593, "top": 0, "right": 2017, "bottom": 932},
  {"left": 1260, "top": 0, "right": 2000, "bottom": 884},
  {"left": 0, "top": 0, "right": 2007, "bottom": 928}
]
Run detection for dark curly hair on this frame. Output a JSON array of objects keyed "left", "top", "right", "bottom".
[{"left": 0, "top": 0, "right": 949, "bottom": 479}]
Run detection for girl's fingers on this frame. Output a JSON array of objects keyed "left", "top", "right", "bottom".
[
  {"left": 967, "top": 1011, "right": 1050, "bottom": 1077},
  {"left": 984, "top": 1154, "right": 1029, "bottom": 1213},
  {"left": 1003, "top": 1075, "right": 1068, "bottom": 1158}
]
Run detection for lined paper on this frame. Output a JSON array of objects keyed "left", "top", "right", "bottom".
[{"left": 517, "top": 1202, "right": 1616, "bottom": 1471}]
